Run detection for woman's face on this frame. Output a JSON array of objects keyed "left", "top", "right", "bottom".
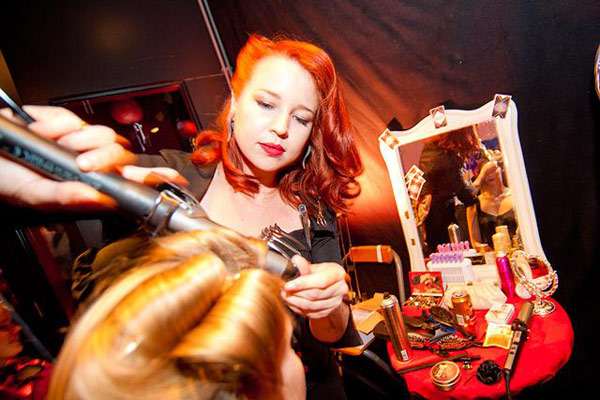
[
  {"left": 483, "top": 164, "right": 503, "bottom": 188},
  {"left": 0, "top": 305, "right": 23, "bottom": 359},
  {"left": 279, "top": 316, "right": 305, "bottom": 400},
  {"left": 232, "top": 56, "right": 318, "bottom": 180}
]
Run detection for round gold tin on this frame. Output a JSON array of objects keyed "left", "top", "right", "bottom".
[{"left": 430, "top": 361, "right": 461, "bottom": 391}]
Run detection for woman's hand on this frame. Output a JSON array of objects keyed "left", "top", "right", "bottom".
[
  {"left": 282, "top": 255, "right": 348, "bottom": 319},
  {"left": 476, "top": 161, "right": 499, "bottom": 181},
  {"left": 472, "top": 161, "right": 498, "bottom": 192},
  {"left": 0, "top": 106, "right": 185, "bottom": 210}
]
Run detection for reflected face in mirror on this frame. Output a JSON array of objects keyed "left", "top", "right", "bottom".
[
  {"left": 481, "top": 164, "right": 503, "bottom": 189},
  {"left": 399, "top": 120, "right": 519, "bottom": 256}
]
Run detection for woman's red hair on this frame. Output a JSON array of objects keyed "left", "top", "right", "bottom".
[
  {"left": 191, "top": 35, "right": 363, "bottom": 216},
  {"left": 435, "top": 126, "right": 480, "bottom": 163}
]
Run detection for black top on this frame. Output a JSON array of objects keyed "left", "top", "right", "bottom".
[
  {"left": 476, "top": 201, "right": 518, "bottom": 246},
  {"left": 419, "top": 142, "right": 477, "bottom": 207}
]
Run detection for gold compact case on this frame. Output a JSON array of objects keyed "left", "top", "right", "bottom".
[{"left": 430, "top": 360, "right": 461, "bottom": 391}]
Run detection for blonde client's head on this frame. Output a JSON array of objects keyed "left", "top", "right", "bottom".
[{"left": 48, "top": 229, "right": 304, "bottom": 400}]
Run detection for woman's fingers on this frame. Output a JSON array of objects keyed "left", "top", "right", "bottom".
[
  {"left": 23, "top": 105, "right": 85, "bottom": 138},
  {"left": 282, "top": 258, "right": 348, "bottom": 318},
  {"left": 11, "top": 179, "right": 116, "bottom": 211},
  {"left": 284, "top": 262, "right": 346, "bottom": 292},
  {"left": 284, "top": 279, "right": 347, "bottom": 302},
  {"left": 76, "top": 142, "right": 137, "bottom": 171},
  {"left": 282, "top": 295, "right": 341, "bottom": 319},
  {"left": 0, "top": 105, "right": 145, "bottom": 210},
  {"left": 2, "top": 105, "right": 136, "bottom": 173},
  {"left": 57, "top": 125, "right": 121, "bottom": 151},
  {"left": 120, "top": 166, "right": 190, "bottom": 187}
]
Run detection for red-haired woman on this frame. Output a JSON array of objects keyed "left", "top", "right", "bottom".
[
  {"left": 1, "top": 34, "right": 363, "bottom": 398},
  {"left": 418, "top": 126, "right": 483, "bottom": 254},
  {"left": 127, "top": 35, "right": 363, "bottom": 398}
]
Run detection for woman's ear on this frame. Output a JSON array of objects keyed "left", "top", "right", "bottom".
[{"left": 229, "top": 94, "right": 237, "bottom": 117}]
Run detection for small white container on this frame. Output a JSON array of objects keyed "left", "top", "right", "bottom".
[{"left": 485, "top": 302, "right": 515, "bottom": 324}]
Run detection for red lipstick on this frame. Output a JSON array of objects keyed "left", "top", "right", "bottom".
[{"left": 259, "top": 142, "right": 285, "bottom": 157}]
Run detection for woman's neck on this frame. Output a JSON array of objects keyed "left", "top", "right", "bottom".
[
  {"left": 216, "top": 163, "right": 282, "bottom": 201},
  {"left": 481, "top": 184, "right": 507, "bottom": 198},
  {"left": 239, "top": 153, "right": 279, "bottom": 188}
]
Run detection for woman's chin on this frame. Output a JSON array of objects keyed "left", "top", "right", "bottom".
[{"left": 244, "top": 156, "right": 295, "bottom": 178}]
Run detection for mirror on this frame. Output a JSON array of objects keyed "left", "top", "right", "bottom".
[
  {"left": 511, "top": 250, "right": 558, "bottom": 315},
  {"left": 379, "top": 95, "right": 546, "bottom": 271}
]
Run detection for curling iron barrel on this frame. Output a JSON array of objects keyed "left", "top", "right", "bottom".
[{"left": 0, "top": 115, "right": 297, "bottom": 280}]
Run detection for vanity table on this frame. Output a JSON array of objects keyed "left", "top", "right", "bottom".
[
  {"left": 387, "top": 299, "right": 573, "bottom": 399},
  {"left": 377, "top": 95, "right": 573, "bottom": 398}
]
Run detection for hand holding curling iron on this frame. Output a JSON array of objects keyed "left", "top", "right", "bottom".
[
  {"left": 0, "top": 104, "right": 185, "bottom": 210},
  {"left": 0, "top": 101, "right": 297, "bottom": 279}
]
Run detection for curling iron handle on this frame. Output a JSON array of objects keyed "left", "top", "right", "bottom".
[
  {"left": 503, "top": 302, "right": 534, "bottom": 373},
  {"left": 1, "top": 115, "right": 167, "bottom": 218},
  {"left": 1, "top": 115, "right": 297, "bottom": 279}
]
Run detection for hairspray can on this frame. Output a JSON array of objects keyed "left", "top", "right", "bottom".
[
  {"left": 495, "top": 226, "right": 512, "bottom": 250},
  {"left": 448, "top": 223, "right": 461, "bottom": 244},
  {"left": 492, "top": 232, "right": 510, "bottom": 254},
  {"left": 380, "top": 293, "right": 413, "bottom": 362},
  {"left": 495, "top": 251, "right": 516, "bottom": 299}
]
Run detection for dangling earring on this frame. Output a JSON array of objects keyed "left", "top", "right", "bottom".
[
  {"left": 302, "top": 145, "right": 312, "bottom": 169},
  {"left": 227, "top": 118, "right": 234, "bottom": 142},
  {"left": 227, "top": 95, "right": 236, "bottom": 143}
]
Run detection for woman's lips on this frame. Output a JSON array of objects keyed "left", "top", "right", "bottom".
[{"left": 259, "top": 142, "right": 285, "bottom": 157}]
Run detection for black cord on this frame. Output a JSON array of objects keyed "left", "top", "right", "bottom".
[
  {"left": 504, "top": 369, "right": 512, "bottom": 400},
  {"left": 0, "top": 88, "right": 35, "bottom": 124}
]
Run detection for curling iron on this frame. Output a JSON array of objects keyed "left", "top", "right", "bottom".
[
  {"left": 0, "top": 97, "right": 298, "bottom": 280},
  {"left": 503, "top": 301, "right": 534, "bottom": 400}
]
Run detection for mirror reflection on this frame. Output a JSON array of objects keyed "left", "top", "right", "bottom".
[
  {"left": 513, "top": 255, "right": 551, "bottom": 285},
  {"left": 512, "top": 251, "right": 558, "bottom": 315},
  {"left": 399, "top": 120, "right": 519, "bottom": 257}
]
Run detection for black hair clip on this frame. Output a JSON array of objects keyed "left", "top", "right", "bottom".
[{"left": 476, "top": 360, "right": 503, "bottom": 385}]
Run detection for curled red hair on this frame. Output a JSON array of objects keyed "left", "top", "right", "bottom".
[
  {"left": 191, "top": 35, "right": 363, "bottom": 216},
  {"left": 435, "top": 126, "right": 480, "bottom": 163}
]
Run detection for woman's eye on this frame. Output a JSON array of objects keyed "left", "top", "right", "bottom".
[
  {"left": 294, "top": 116, "right": 311, "bottom": 126},
  {"left": 257, "top": 100, "right": 274, "bottom": 110}
]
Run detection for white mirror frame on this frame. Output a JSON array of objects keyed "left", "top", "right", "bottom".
[{"left": 379, "top": 96, "right": 546, "bottom": 271}]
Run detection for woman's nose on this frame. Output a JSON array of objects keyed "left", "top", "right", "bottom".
[{"left": 270, "top": 112, "right": 289, "bottom": 138}]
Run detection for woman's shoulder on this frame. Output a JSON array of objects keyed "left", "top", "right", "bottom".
[
  {"left": 136, "top": 149, "right": 189, "bottom": 169},
  {"left": 136, "top": 150, "right": 218, "bottom": 198}
]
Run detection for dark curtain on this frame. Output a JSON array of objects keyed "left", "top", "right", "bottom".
[{"left": 209, "top": 0, "right": 600, "bottom": 396}]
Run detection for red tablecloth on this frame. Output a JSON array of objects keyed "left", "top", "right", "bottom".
[{"left": 388, "top": 299, "right": 573, "bottom": 399}]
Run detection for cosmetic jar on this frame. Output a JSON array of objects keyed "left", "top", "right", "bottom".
[{"left": 430, "top": 361, "right": 461, "bottom": 391}]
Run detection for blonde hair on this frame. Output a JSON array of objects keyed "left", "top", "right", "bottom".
[{"left": 48, "top": 229, "right": 288, "bottom": 400}]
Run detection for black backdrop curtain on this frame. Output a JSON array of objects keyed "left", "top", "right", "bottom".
[{"left": 208, "top": 0, "right": 599, "bottom": 396}]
